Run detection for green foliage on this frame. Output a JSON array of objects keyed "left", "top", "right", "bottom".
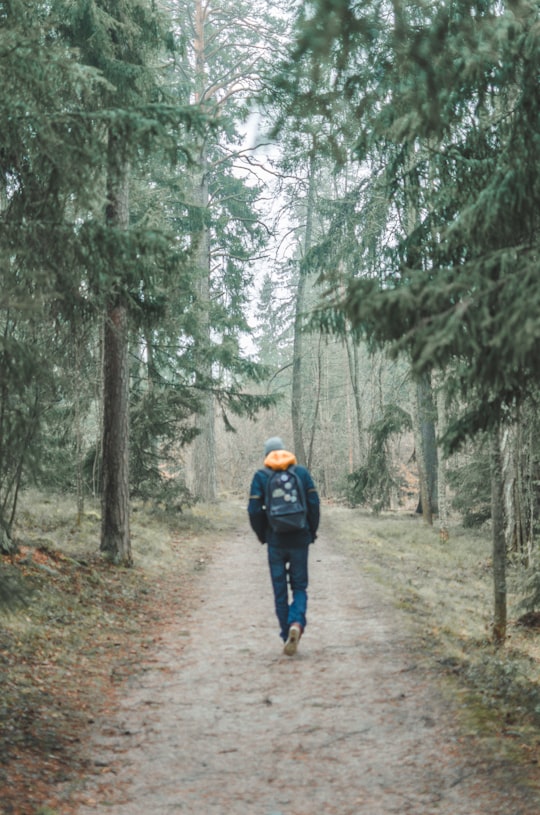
[
  {"left": 129, "top": 365, "right": 200, "bottom": 500},
  {"left": 0, "top": 316, "right": 66, "bottom": 533},
  {"left": 346, "top": 403, "right": 411, "bottom": 512},
  {"left": 0, "top": 7, "right": 94, "bottom": 528},
  {"left": 448, "top": 445, "right": 492, "bottom": 528},
  {"left": 0, "top": 0, "right": 220, "bottom": 531},
  {"left": 279, "top": 0, "right": 540, "bottom": 451},
  {"left": 0, "top": 0, "right": 290, "bottom": 536},
  {"left": 518, "top": 558, "right": 540, "bottom": 616},
  {"left": 162, "top": 18, "right": 283, "bottom": 439}
]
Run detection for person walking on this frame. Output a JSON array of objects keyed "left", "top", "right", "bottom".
[{"left": 248, "top": 437, "right": 320, "bottom": 656}]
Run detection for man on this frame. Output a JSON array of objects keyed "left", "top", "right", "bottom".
[{"left": 248, "top": 437, "right": 320, "bottom": 656}]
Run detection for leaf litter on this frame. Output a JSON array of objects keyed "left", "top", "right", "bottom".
[{"left": 0, "top": 490, "right": 223, "bottom": 815}]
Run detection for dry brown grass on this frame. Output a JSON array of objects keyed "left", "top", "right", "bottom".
[
  {"left": 0, "top": 490, "right": 241, "bottom": 815},
  {"left": 325, "top": 504, "right": 540, "bottom": 753}
]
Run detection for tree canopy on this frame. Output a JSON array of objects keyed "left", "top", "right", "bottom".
[{"left": 277, "top": 0, "right": 540, "bottom": 448}]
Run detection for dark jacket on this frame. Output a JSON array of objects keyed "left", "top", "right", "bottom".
[{"left": 248, "top": 449, "right": 320, "bottom": 546}]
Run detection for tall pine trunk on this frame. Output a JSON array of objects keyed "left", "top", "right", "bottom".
[
  {"left": 100, "top": 134, "right": 132, "bottom": 565},
  {"left": 344, "top": 331, "right": 366, "bottom": 468},
  {"left": 490, "top": 426, "right": 506, "bottom": 645},
  {"left": 435, "top": 376, "right": 449, "bottom": 542},
  {"left": 501, "top": 419, "right": 529, "bottom": 557},
  {"left": 412, "top": 370, "right": 438, "bottom": 523},
  {"left": 190, "top": 0, "right": 217, "bottom": 501},
  {"left": 190, "top": 161, "right": 217, "bottom": 502},
  {"left": 291, "top": 267, "right": 307, "bottom": 465},
  {"left": 192, "top": 242, "right": 217, "bottom": 501},
  {"left": 291, "top": 155, "right": 316, "bottom": 466},
  {"left": 73, "top": 324, "right": 85, "bottom": 525}
]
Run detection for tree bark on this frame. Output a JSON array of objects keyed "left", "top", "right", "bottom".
[
  {"left": 291, "top": 155, "right": 316, "bottom": 466},
  {"left": 435, "top": 378, "right": 449, "bottom": 542},
  {"left": 413, "top": 370, "right": 438, "bottom": 523},
  {"left": 190, "top": 0, "right": 217, "bottom": 501},
  {"left": 73, "top": 325, "right": 84, "bottom": 525},
  {"left": 191, "top": 186, "right": 217, "bottom": 501},
  {"left": 100, "top": 133, "right": 132, "bottom": 565},
  {"left": 501, "top": 424, "right": 519, "bottom": 553},
  {"left": 291, "top": 267, "right": 308, "bottom": 466},
  {"left": 190, "top": 164, "right": 217, "bottom": 502},
  {"left": 501, "top": 418, "right": 529, "bottom": 557},
  {"left": 411, "top": 376, "right": 430, "bottom": 524},
  {"left": 490, "top": 427, "right": 506, "bottom": 645},
  {"left": 344, "top": 331, "right": 366, "bottom": 469}
]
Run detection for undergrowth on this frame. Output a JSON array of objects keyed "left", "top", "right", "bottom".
[
  {"left": 325, "top": 506, "right": 540, "bottom": 762},
  {"left": 0, "top": 489, "right": 239, "bottom": 815}
]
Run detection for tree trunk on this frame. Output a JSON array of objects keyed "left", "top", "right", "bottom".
[
  {"left": 501, "top": 417, "right": 529, "bottom": 557},
  {"left": 413, "top": 370, "right": 438, "bottom": 523},
  {"left": 193, "top": 388, "right": 217, "bottom": 501},
  {"left": 291, "top": 274, "right": 307, "bottom": 465},
  {"left": 0, "top": 521, "right": 14, "bottom": 554},
  {"left": 190, "top": 167, "right": 217, "bottom": 501},
  {"left": 344, "top": 331, "right": 366, "bottom": 468},
  {"left": 73, "top": 326, "right": 84, "bottom": 525},
  {"left": 191, "top": 205, "right": 217, "bottom": 502},
  {"left": 435, "top": 378, "right": 449, "bottom": 542},
  {"left": 501, "top": 424, "right": 519, "bottom": 553},
  {"left": 490, "top": 427, "right": 506, "bottom": 645},
  {"left": 100, "top": 134, "right": 132, "bottom": 565},
  {"left": 526, "top": 418, "right": 535, "bottom": 566},
  {"left": 143, "top": 327, "right": 160, "bottom": 473},
  {"left": 291, "top": 156, "right": 316, "bottom": 466},
  {"left": 190, "top": 0, "right": 217, "bottom": 501},
  {"left": 305, "top": 333, "right": 323, "bottom": 471},
  {"left": 411, "top": 377, "right": 430, "bottom": 524}
]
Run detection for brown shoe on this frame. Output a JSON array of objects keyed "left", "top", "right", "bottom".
[{"left": 283, "top": 623, "right": 302, "bottom": 656}]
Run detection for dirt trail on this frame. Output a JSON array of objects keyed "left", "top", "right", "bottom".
[{"left": 64, "top": 517, "right": 540, "bottom": 815}]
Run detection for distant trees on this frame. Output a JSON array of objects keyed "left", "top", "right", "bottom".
[
  {"left": 296, "top": 0, "right": 540, "bottom": 443},
  {"left": 272, "top": 0, "right": 540, "bottom": 641}
]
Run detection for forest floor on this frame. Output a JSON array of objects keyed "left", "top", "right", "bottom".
[{"left": 3, "top": 494, "right": 540, "bottom": 814}]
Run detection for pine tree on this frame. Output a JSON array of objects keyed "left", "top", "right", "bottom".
[
  {"left": 0, "top": 1, "right": 107, "bottom": 546},
  {"left": 169, "top": 0, "right": 284, "bottom": 500},
  {"left": 54, "top": 0, "right": 197, "bottom": 562},
  {"left": 293, "top": 0, "right": 540, "bottom": 442}
]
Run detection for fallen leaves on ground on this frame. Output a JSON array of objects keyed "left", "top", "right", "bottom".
[{"left": 0, "top": 515, "right": 210, "bottom": 815}]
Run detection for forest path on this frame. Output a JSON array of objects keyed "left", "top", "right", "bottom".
[{"left": 65, "top": 513, "right": 539, "bottom": 815}]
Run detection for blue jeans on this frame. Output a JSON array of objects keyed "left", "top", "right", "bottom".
[{"left": 267, "top": 543, "right": 309, "bottom": 641}]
